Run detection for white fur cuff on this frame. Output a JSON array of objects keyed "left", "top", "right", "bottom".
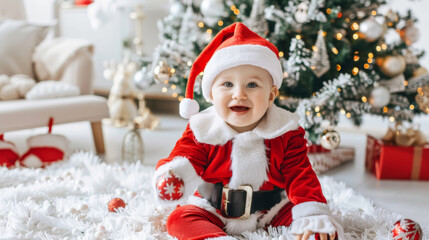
[
  {"left": 292, "top": 201, "right": 330, "bottom": 219},
  {"left": 290, "top": 215, "right": 336, "bottom": 235},
  {"left": 153, "top": 156, "right": 204, "bottom": 205}
]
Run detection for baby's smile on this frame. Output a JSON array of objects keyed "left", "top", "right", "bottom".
[{"left": 230, "top": 105, "right": 250, "bottom": 113}]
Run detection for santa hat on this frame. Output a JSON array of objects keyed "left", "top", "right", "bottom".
[
  {"left": 20, "top": 118, "right": 69, "bottom": 168},
  {"left": 179, "top": 22, "right": 283, "bottom": 119},
  {"left": 0, "top": 134, "right": 19, "bottom": 168}
]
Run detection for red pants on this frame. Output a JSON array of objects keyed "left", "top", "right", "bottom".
[{"left": 166, "top": 202, "right": 294, "bottom": 240}]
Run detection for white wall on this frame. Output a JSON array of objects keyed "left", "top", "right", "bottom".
[
  {"left": 59, "top": 2, "right": 170, "bottom": 91},
  {"left": 388, "top": 0, "right": 429, "bottom": 68}
]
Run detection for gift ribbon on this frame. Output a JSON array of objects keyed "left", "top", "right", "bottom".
[
  {"left": 411, "top": 147, "right": 423, "bottom": 180},
  {"left": 382, "top": 123, "right": 427, "bottom": 147}
]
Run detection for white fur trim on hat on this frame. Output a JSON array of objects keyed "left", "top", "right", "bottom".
[
  {"left": 202, "top": 44, "right": 283, "bottom": 100},
  {"left": 179, "top": 98, "right": 200, "bottom": 119},
  {"left": 27, "top": 134, "right": 69, "bottom": 153}
]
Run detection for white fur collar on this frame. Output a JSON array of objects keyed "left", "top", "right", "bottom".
[{"left": 189, "top": 105, "right": 300, "bottom": 145}]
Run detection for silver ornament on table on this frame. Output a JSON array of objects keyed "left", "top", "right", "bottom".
[
  {"left": 359, "top": 17, "right": 383, "bottom": 42},
  {"left": 245, "top": 0, "right": 268, "bottom": 37},
  {"left": 320, "top": 128, "right": 341, "bottom": 150},
  {"left": 370, "top": 85, "right": 390, "bottom": 108},
  {"left": 200, "top": 0, "right": 225, "bottom": 26},
  {"left": 310, "top": 30, "right": 330, "bottom": 78},
  {"left": 153, "top": 61, "right": 172, "bottom": 84},
  {"left": 294, "top": 2, "right": 309, "bottom": 24}
]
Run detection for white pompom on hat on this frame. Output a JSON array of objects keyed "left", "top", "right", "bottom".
[{"left": 179, "top": 22, "right": 283, "bottom": 119}]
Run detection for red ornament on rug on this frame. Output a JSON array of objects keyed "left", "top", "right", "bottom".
[
  {"left": 108, "top": 198, "right": 126, "bottom": 212},
  {"left": 392, "top": 219, "right": 422, "bottom": 240},
  {"left": 156, "top": 171, "right": 184, "bottom": 201}
]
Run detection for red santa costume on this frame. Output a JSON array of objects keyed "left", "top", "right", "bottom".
[{"left": 153, "top": 23, "right": 344, "bottom": 240}]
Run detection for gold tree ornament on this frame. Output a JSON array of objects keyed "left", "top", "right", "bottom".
[
  {"left": 320, "top": 128, "right": 341, "bottom": 150},
  {"left": 415, "top": 85, "right": 429, "bottom": 113},
  {"left": 377, "top": 55, "right": 406, "bottom": 77},
  {"left": 153, "top": 61, "right": 172, "bottom": 84}
]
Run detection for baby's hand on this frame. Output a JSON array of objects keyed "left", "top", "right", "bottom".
[{"left": 295, "top": 231, "right": 336, "bottom": 240}]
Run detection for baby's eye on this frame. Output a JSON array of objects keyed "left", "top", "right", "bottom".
[
  {"left": 223, "top": 82, "right": 233, "bottom": 87},
  {"left": 247, "top": 82, "right": 257, "bottom": 88}
]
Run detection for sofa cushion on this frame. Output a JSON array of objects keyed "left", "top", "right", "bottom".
[
  {"left": 25, "top": 80, "right": 80, "bottom": 100},
  {"left": 0, "top": 19, "right": 49, "bottom": 78}
]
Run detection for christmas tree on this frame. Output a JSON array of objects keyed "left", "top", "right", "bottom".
[{"left": 135, "top": 0, "right": 429, "bottom": 145}]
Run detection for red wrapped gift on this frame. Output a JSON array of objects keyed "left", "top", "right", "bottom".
[
  {"left": 307, "top": 144, "right": 331, "bottom": 153},
  {"left": 75, "top": 0, "right": 93, "bottom": 6},
  {"left": 308, "top": 146, "right": 354, "bottom": 174},
  {"left": 366, "top": 135, "right": 429, "bottom": 180}
]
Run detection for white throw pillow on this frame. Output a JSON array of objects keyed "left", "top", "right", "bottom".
[
  {"left": 0, "top": 19, "right": 49, "bottom": 78},
  {"left": 25, "top": 81, "right": 80, "bottom": 100}
]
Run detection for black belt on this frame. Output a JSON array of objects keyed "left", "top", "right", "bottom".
[{"left": 200, "top": 183, "right": 284, "bottom": 219}]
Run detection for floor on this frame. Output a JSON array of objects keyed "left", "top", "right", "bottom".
[{"left": 5, "top": 113, "right": 429, "bottom": 232}]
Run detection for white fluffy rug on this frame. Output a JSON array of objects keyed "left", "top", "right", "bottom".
[{"left": 0, "top": 152, "right": 426, "bottom": 240}]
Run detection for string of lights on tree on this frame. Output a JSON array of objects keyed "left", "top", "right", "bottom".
[{"left": 133, "top": 0, "right": 429, "bottom": 144}]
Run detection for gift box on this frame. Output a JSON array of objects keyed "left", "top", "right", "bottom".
[
  {"left": 366, "top": 135, "right": 429, "bottom": 180},
  {"left": 308, "top": 146, "right": 355, "bottom": 174}
]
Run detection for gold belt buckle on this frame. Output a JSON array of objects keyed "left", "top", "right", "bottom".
[{"left": 220, "top": 185, "right": 253, "bottom": 219}]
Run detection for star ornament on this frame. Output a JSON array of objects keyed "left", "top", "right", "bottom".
[{"left": 156, "top": 172, "right": 185, "bottom": 201}]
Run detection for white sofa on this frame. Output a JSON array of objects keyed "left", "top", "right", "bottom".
[{"left": 0, "top": 0, "right": 109, "bottom": 154}]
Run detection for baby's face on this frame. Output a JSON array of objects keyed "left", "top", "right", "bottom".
[{"left": 210, "top": 65, "right": 278, "bottom": 133}]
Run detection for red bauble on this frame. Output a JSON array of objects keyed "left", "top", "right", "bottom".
[
  {"left": 156, "top": 171, "right": 185, "bottom": 201},
  {"left": 392, "top": 219, "right": 423, "bottom": 240},
  {"left": 108, "top": 198, "right": 126, "bottom": 212}
]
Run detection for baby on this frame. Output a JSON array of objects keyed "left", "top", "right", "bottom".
[{"left": 154, "top": 22, "right": 343, "bottom": 240}]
